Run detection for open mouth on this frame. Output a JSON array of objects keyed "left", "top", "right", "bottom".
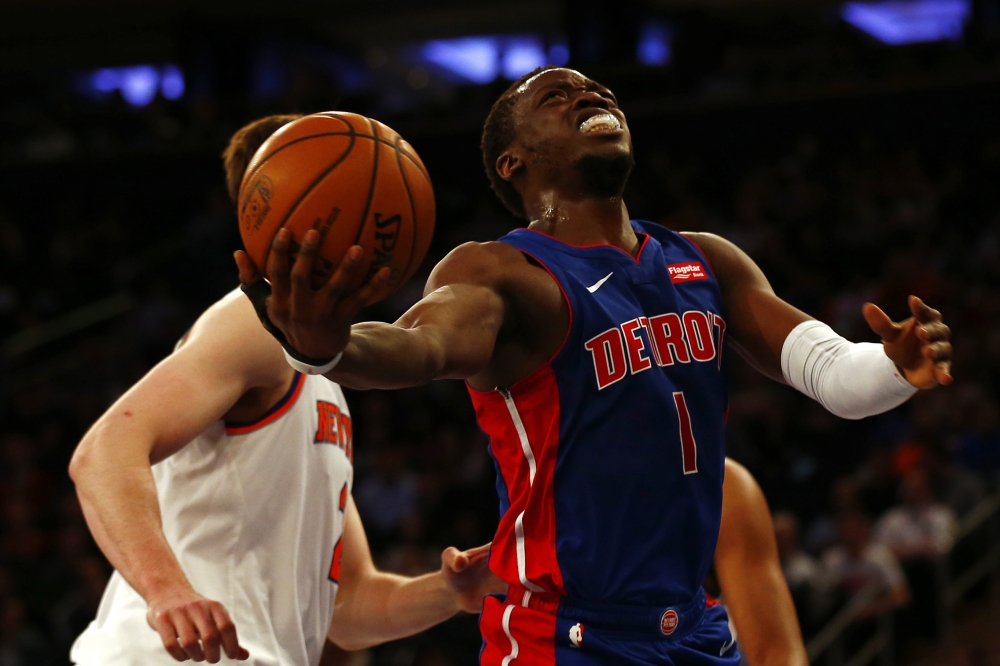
[{"left": 578, "top": 113, "right": 622, "bottom": 134}]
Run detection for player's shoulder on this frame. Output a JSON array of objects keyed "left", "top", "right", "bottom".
[
  {"left": 425, "top": 240, "right": 531, "bottom": 293},
  {"left": 679, "top": 231, "right": 764, "bottom": 287},
  {"left": 175, "top": 288, "right": 291, "bottom": 387},
  {"left": 678, "top": 231, "right": 733, "bottom": 259},
  {"left": 440, "top": 240, "right": 527, "bottom": 270}
]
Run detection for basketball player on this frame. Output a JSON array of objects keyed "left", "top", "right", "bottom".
[
  {"left": 713, "top": 459, "right": 807, "bottom": 666},
  {"left": 67, "top": 116, "right": 497, "bottom": 666},
  {"left": 237, "top": 67, "right": 952, "bottom": 664}
]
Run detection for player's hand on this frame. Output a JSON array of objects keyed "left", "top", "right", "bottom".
[
  {"left": 146, "top": 587, "right": 250, "bottom": 663},
  {"left": 235, "top": 229, "right": 393, "bottom": 360},
  {"left": 441, "top": 542, "right": 506, "bottom": 613},
  {"left": 862, "top": 295, "right": 953, "bottom": 389}
]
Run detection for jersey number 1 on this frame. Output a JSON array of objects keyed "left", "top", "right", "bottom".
[
  {"left": 673, "top": 392, "right": 698, "bottom": 475},
  {"left": 328, "top": 482, "right": 348, "bottom": 583}
]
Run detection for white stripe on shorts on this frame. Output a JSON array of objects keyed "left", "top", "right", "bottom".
[{"left": 501, "top": 605, "right": 519, "bottom": 666}]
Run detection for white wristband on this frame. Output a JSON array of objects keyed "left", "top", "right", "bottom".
[
  {"left": 282, "top": 349, "right": 343, "bottom": 375},
  {"left": 780, "top": 320, "right": 917, "bottom": 420}
]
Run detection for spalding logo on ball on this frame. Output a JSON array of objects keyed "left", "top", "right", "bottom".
[{"left": 237, "top": 111, "right": 436, "bottom": 300}]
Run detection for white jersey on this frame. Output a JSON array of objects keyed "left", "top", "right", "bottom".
[{"left": 71, "top": 372, "right": 354, "bottom": 666}]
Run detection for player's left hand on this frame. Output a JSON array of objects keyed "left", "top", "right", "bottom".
[
  {"left": 441, "top": 543, "right": 505, "bottom": 613},
  {"left": 862, "top": 295, "right": 953, "bottom": 389}
]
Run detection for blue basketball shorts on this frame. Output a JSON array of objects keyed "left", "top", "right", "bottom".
[{"left": 480, "top": 584, "right": 741, "bottom": 666}]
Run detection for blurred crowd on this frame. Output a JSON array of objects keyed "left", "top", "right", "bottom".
[
  {"left": 1, "top": 86, "right": 999, "bottom": 666},
  {"left": 640, "top": 127, "right": 1000, "bottom": 661}
]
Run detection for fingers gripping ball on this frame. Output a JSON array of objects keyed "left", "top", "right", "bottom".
[{"left": 237, "top": 112, "right": 436, "bottom": 298}]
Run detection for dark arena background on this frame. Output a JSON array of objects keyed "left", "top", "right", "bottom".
[{"left": 2, "top": 1, "right": 1000, "bottom": 664}]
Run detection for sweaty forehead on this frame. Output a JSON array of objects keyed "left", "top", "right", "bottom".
[{"left": 515, "top": 68, "right": 593, "bottom": 95}]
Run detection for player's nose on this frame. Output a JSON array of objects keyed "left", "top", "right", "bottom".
[{"left": 572, "top": 90, "right": 610, "bottom": 110}]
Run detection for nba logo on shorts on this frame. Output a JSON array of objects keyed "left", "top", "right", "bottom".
[
  {"left": 660, "top": 609, "right": 679, "bottom": 635},
  {"left": 569, "top": 623, "right": 584, "bottom": 648}
]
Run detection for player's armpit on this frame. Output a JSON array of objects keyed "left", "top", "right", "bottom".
[
  {"left": 715, "top": 460, "right": 808, "bottom": 666},
  {"left": 682, "top": 232, "right": 810, "bottom": 383}
]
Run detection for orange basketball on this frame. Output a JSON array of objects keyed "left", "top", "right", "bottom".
[{"left": 237, "top": 111, "right": 436, "bottom": 297}]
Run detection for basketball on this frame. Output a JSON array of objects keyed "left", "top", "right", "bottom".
[{"left": 237, "top": 111, "right": 435, "bottom": 295}]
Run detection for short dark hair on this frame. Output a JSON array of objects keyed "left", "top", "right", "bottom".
[
  {"left": 222, "top": 114, "right": 304, "bottom": 203},
  {"left": 481, "top": 67, "right": 558, "bottom": 219}
]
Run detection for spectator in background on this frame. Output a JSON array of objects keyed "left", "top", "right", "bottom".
[
  {"left": 774, "top": 511, "right": 835, "bottom": 635},
  {"left": 775, "top": 512, "right": 821, "bottom": 593},
  {"left": 823, "top": 511, "right": 910, "bottom": 619},
  {"left": 874, "top": 468, "right": 955, "bottom": 560},
  {"left": 805, "top": 476, "right": 864, "bottom": 554},
  {"left": 874, "top": 467, "right": 956, "bottom": 638}
]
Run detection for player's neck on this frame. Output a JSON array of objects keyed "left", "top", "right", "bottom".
[{"left": 524, "top": 194, "right": 638, "bottom": 256}]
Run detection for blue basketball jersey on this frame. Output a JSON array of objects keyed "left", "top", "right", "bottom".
[{"left": 468, "top": 219, "right": 728, "bottom": 607}]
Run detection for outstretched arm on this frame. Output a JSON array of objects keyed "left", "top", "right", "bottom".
[
  {"left": 235, "top": 230, "right": 507, "bottom": 390},
  {"left": 686, "top": 232, "right": 952, "bottom": 417},
  {"left": 715, "top": 459, "right": 808, "bottom": 666},
  {"left": 68, "top": 293, "right": 285, "bottom": 663},
  {"left": 328, "top": 498, "right": 503, "bottom": 650}
]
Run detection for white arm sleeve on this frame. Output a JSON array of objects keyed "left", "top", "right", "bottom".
[{"left": 780, "top": 320, "right": 917, "bottom": 420}]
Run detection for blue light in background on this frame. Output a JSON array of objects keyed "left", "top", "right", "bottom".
[
  {"left": 120, "top": 66, "right": 160, "bottom": 106},
  {"left": 842, "top": 0, "right": 971, "bottom": 44},
  {"left": 548, "top": 42, "right": 571, "bottom": 67},
  {"left": 160, "top": 65, "right": 185, "bottom": 100},
  {"left": 637, "top": 21, "right": 672, "bottom": 66},
  {"left": 91, "top": 68, "right": 121, "bottom": 93},
  {"left": 503, "top": 37, "right": 546, "bottom": 79},
  {"left": 419, "top": 35, "right": 570, "bottom": 84},
  {"left": 422, "top": 37, "right": 498, "bottom": 84},
  {"left": 85, "top": 64, "right": 185, "bottom": 106}
]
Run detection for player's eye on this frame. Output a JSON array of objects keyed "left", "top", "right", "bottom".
[{"left": 541, "top": 90, "right": 566, "bottom": 104}]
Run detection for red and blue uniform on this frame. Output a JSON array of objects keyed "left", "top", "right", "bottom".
[{"left": 469, "top": 220, "right": 739, "bottom": 665}]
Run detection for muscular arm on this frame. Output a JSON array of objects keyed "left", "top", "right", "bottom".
[
  {"left": 683, "top": 233, "right": 809, "bottom": 382},
  {"left": 715, "top": 459, "right": 808, "bottom": 666},
  {"left": 68, "top": 293, "right": 288, "bottom": 661},
  {"left": 685, "top": 232, "right": 951, "bottom": 413},
  {"left": 242, "top": 236, "right": 510, "bottom": 391},
  {"left": 330, "top": 279, "right": 505, "bottom": 390}
]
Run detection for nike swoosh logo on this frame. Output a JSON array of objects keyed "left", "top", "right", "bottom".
[
  {"left": 720, "top": 637, "right": 736, "bottom": 656},
  {"left": 586, "top": 272, "right": 614, "bottom": 293}
]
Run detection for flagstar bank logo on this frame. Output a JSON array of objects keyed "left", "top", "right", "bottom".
[{"left": 667, "top": 262, "right": 707, "bottom": 284}]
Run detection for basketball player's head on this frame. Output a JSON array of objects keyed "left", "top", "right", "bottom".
[
  {"left": 482, "top": 67, "right": 634, "bottom": 219},
  {"left": 222, "top": 114, "right": 304, "bottom": 203}
]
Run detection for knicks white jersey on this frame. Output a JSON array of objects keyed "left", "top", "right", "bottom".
[{"left": 71, "top": 372, "right": 354, "bottom": 666}]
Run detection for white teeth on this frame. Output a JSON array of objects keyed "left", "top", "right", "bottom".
[{"left": 579, "top": 113, "right": 621, "bottom": 133}]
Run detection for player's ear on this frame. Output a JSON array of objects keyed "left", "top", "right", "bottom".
[{"left": 495, "top": 151, "right": 524, "bottom": 183}]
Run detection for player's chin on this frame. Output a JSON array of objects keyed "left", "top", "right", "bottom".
[
  {"left": 575, "top": 140, "right": 634, "bottom": 166},
  {"left": 577, "top": 130, "right": 632, "bottom": 155}
]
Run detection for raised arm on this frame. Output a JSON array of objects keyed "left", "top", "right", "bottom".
[
  {"left": 685, "top": 232, "right": 952, "bottom": 417},
  {"left": 715, "top": 459, "right": 808, "bottom": 666},
  {"left": 68, "top": 293, "right": 287, "bottom": 663},
  {"left": 327, "top": 498, "right": 503, "bottom": 650},
  {"left": 235, "top": 229, "right": 509, "bottom": 390}
]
